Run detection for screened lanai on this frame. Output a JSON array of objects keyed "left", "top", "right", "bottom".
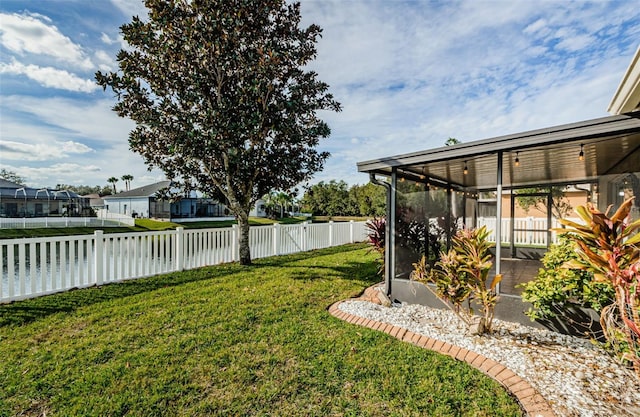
[{"left": 357, "top": 112, "right": 640, "bottom": 328}]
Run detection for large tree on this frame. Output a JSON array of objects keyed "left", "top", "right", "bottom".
[{"left": 96, "top": 0, "right": 340, "bottom": 264}]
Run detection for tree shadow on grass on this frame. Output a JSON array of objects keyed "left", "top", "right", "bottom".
[{"left": 0, "top": 244, "right": 373, "bottom": 327}]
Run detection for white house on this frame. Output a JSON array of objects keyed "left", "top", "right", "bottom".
[{"left": 102, "top": 181, "right": 228, "bottom": 220}]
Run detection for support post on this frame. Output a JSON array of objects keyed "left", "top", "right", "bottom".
[
  {"left": 301, "top": 221, "right": 308, "bottom": 252},
  {"left": 328, "top": 221, "right": 334, "bottom": 246},
  {"left": 495, "top": 152, "right": 503, "bottom": 293},
  {"left": 273, "top": 223, "right": 281, "bottom": 256},
  {"left": 349, "top": 220, "right": 354, "bottom": 243},
  {"left": 369, "top": 172, "right": 394, "bottom": 297},
  {"left": 446, "top": 187, "right": 452, "bottom": 250},
  {"left": 547, "top": 191, "right": 553, "bottom": 248},
  {"left": 176, "top": 227, "right": 184, "bottom": 271},
  {"left": 388, "top": 170, "right": 397, "bottom": 296},
  {"left": 510, "top": 190, "right": 516, "bottom": 258},
  {"left": 94, "top": 230, "right": 104, "bottom": 285},
  {"left": 231, "top": 224, "right": 238, "bottom": 262}
]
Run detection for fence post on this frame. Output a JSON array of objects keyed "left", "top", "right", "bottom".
[
  {"left": 328, "top": 221, "right": 334, "bottom": 247},
  {"left": 176, "top": 227, "right": 184, "bottom": 271},
  {"left": 231, "top": 224, "right": 238, "bottom": 262},
  {"left": 94, "top": 230, "right": 104, "bottom": 285},
  {"left": 349, "top": 220, "right": 354, "bottom": 243},
  {"left": 273, "top": 223, "right": 281, "bottom": 256},
  {"left": 527, "top": 216, "right": 533, "bottom": 244},
  {"left": 301, "top": 222, "right": 307, "bottom": 252}
]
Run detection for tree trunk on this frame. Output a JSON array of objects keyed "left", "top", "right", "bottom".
[{"left": 237, "top": 210, "right": 252, "bottom": 265}]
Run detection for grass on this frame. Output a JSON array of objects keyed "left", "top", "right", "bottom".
[
  {"left": 0, "top": 244, "right": 523, "bottom": 416},
  {"left": 0, "top": 216, "right": 331, "bottom": 239}
]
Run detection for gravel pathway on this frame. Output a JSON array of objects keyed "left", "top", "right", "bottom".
[{"left": 338, "top": 300, "right": 640, "bottom": 417}]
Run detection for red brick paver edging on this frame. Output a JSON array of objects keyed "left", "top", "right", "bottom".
[{"left": 327, "top": 300, "right": 556, "bottom": 417}]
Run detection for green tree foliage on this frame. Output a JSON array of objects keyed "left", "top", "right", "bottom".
[
  {"left": 301, "top": 180, "right": 349, "bottom": 216},
  {"left": 301, "top": 181, "right": 385, "bottom": 217},
  {"left": 0, "top": 169, "right": 26, "bottom": 186},
  {"left": 348, "top": 183, "right": 386, "bottom": 217},
  {"left": 96, "top": 0, "right": 340, "bottom": 265},
  {"left": 445, "top": 137, "right": 461, "bottom": 146},
  {"left": 55, "top": 184, "right": 113, "bottom": 196},
  {"left": 515, "top": 186, "right": 574, "bottom": 219},
  {"left": 262, "top": 190, "right": 295, "bottom": 218}
]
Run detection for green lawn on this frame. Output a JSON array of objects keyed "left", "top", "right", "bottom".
[
  {"left": 0, "top": 216, "right": 320, "bottom": 239},
  {"left": 0, "top": 244, "right": 522, "bottom": 416}
]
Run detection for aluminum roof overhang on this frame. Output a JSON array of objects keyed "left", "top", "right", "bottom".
[
  {"left": 608, "top": 45, "right": 640, "bottom": 114},
  {"left": 357, "top": 112, "right": 640, "bottom": 191}
]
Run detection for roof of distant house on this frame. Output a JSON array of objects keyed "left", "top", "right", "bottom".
[
  {"left": 103, "top": 181, "right": 172, "bottom": 199},
  {"left": 0, "top": 179, "right": 24, "bottom": 189},
  {"left": 0, "top": 180, "right": 84, "bottom": 199}
]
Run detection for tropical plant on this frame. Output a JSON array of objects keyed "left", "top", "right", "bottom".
[
  {"left": 365, "top": 217, "right": 385, "bottom": 275},
  {"left": 121, "top": 174, "right": 134, "bottom": 191},
  {"left": 520, "top": 236, "right": 614, "bottom": 321},
  {"left": 96, "top": 0, "right": 340, "bottom": 265},
  {"left": 107, "top": 177, "right": 119, "bottom": 194},
  {"left": 556, "top": 198, "right": 640, "bottom": 376},
  {"left": 411, "top": 226, "right": 502, "bottom": 334}
]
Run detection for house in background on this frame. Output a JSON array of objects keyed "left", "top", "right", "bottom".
[
  {"left": 0, "top": 179, "right": 90, "bottom": 217},
  {"left": 102, "top": 180, "right": 229, "bottom": 221},
  {"left": 250, "top": 199, "right": 268, "bottom": 218}
]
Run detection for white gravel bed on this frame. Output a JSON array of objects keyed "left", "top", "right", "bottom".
[{"left": 338, "top": 300, "right": 640, "bottom": 417}]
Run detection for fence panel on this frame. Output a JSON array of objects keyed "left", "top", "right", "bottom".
[
  {"left": 476, "top": 217, "right": 582, "bottom": 246},
  {"left": 1, "top": 221, "right": 368, "bottom": 303}
]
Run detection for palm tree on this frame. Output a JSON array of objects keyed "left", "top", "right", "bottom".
[
  {"left": 121, "top": 174, "right": 134, "bottom": 191},
  {"left": 107, "top": 177, "right": 119, "bottom": 194}
]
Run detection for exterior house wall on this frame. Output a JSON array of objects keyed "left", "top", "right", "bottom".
[
  {"left": 250, "top": 199, "right": 268, "bottom": 217},
  {"left": 504, "top": 191, "right": 589, "bottom": 218},
  {"left": 103, "top": 197, "right": 152, "bottom": 218}
]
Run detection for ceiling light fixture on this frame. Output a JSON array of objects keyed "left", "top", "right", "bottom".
[{"left": 579, "top": 144, "right": 584, "bottom": 161}]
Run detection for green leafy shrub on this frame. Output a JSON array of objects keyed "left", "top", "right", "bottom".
[
  {"left": 520, "top": 236, "right": 615, "bottom": 321},
  {"left": 556, "top": 198, "right": 640, "bottom": 376},
  {"left": 411, "top": 226, "right": 502, "bottom": 334}
]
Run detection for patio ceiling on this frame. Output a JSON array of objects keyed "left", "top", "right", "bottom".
[{"left": 357, "top": 112, "right": 640, "bottom": 191}]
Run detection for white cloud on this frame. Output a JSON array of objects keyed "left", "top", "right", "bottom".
[
  {"left": 0, "top": 140, "right": 94, "bottom": 161},
  {"left": 0, "top": 12, "right": 93, "bottom": 69},
  {"left": 0, "top": 96, "right": 134, "bottom": 144},
  {"left": 110, "top": 0, "right": 148, "bottom": 20},
  {"left": 94, "top": 50, "right": 115, "bottom": 72},
  {"left": 100, "top": 32, "right": 117, "bottom": 45},
  {"left": 524, "top": 18, "right": 547, "bottom": 35},
  {"left": 0, "top": 59, "right": 98, "bottom": 92}
]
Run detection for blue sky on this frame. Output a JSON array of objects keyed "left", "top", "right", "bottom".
[{"left": 1, "top": 0, "right": 639, "bottom": 192}]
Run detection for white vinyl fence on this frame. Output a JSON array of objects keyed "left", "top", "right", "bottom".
[
  {"left": 1, "top": 221, "right": 368, "bottom": 303},
  {"left": 0, "top": 216, "right": 135, "bottom": 229},
  {"left": 476, "top": 217, "right": 582, "bottom": 246}
]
